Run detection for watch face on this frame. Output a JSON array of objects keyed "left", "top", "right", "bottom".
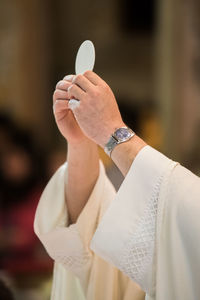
[{"left": 115, "top": 128, "right": 131, "bottom": 141}]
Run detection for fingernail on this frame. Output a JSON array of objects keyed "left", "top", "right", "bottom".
[
  {"left": 64, "top": 74, "right": 74, "bottom": 81},
  {"left": 57, "top": 81, "right": 65, "bottom": 88},
  {"left": 72, "top": 75, "right": 77, "bottom": 83}
]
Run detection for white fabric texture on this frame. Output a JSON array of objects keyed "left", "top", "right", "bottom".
[
  {"left": 155, "top": 162, "right": 200, "bottom": 300},
  {"left": 34, "top": 161, "right": 145, "bottom": 300},
  {"left": 34, "top": 144, "right": 200, "bottom": 300},
  {"left": 91, "top": 146, "right": 200, "bottom": 300}
]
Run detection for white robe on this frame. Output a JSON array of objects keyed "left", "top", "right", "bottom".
[
  {"left": 34, "top": 160, "right": 144, "bottom": 300},
  {"left": 91, "top": 146, "right": 200, "bottom": 300},
  {"left": 34, "top": 145, "right": 200, "bottom": 300}
]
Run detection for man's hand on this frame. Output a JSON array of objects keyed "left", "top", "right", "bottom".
[
  {"left": 53, "top": 75, "right": 88, "bottom": 145},
  {"left": 53, "top": 74, "right": 100, "bottom": 223},
  {"left": 68, "top": 71, "right": 125, "bottom": 147}
]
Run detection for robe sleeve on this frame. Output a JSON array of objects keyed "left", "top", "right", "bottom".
[
  {"left": 34, "top": 160, "right": 116, "bottom": 281},
  {"left": 155, "top": 160, "right": 200, "bottom": 300},
  {"left": 90, "top": 145, "right": 178, "bottom": 295}
]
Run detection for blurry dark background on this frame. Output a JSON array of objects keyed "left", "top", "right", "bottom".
[{"left": 0, "top": 0, "right": 200, "bottom": 299}]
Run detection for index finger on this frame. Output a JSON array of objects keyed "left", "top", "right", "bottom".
[{"left": 83, "top": 71, "right": 103, "bottom": 86}]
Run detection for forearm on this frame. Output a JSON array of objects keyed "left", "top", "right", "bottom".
[
  {"left": 111, "top": 135, "right": 147, "bottom": 176},
  {"left": 66, "top": 138, "right": 99, "bottom": 224}
]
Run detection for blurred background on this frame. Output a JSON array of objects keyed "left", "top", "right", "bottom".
[{"left": 0, "top": 0, "right": 200, "bottom": 299}]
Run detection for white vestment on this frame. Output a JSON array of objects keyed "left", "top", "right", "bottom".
[
  {"left": 34, "top": 145, "right": 200, "bottom": 300},
  {"left": 34, "top": 160, "right": 144, "bottom": 300},
  {"left": 91, "top": 146, "right": 200, "bottom": 300}
]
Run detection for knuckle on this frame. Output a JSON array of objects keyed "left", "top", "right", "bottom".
[
  {"left": 84, "top": 70, "right": 92, "bottom": 77},
  {"left": 57, "top": 89, "right": 63, "bottom": 98},
  {"left": 68, "top": 84, "right": 74, "bottom": 93},
  {"left": 56, "top": 80, "right": 63, "bottom": 88},
  {"left": 75, "top": 74, "right": 82, "bottom": 82},
  {"left": 53, "top": 90, "right": 58, "bottom": 99},
  {"left": 63, "top": 74, "right": 74, "bottom": 81},
  {"left": 91, "top": 88, "right": 99, "bottom": 98}
]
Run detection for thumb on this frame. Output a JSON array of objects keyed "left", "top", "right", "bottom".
[{"left": 68, "top": 99, "right": 80, "bottom": 111}]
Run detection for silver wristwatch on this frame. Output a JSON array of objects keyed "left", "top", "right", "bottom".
[{"left": 104, "top": 126, "right": 135, "bottom": 157}]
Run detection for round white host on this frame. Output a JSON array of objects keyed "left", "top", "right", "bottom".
[{"left": 75, "top": 40, "right": 95, "bottom": 75}]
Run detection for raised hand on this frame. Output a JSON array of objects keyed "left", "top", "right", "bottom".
[
  {"left": 53, "top": 75, "right": 87, "bottom": 145},
  {"left": 68, "top": 71, "right": 125, "bottom": 147}
]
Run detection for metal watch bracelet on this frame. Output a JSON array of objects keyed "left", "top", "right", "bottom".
[{"left": 104, "top": 127, "right": 135, "bottom": 157}]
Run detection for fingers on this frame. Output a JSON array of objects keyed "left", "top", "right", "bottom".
[
  {"left": 53, "top": 99, "right": 69, "bottom": 113},
  {"left": 53, "top": 74, "right": 83, "bottom": 115},
  {"left": 56, "top": 80, "right": 71, "bottom": 91},
  {"left": 83, "top": 70, "right": 103, "bottom": 85},
  {"left": 68, "top": 84, "right": 85, "bottom": 101},
  {"left": 72, "top": 74, "right": 94, "bottom": 92},
  {"left": 63, "top": 74, "right": 75, "bottom": 82},
  {"left": 53, "top": 89, "right": 68, "bottom": 104},
  {"left": 54, "top": 71, "right": 102, "bottom": 109},
  {"left": 54, "top": 79, "right": 74, "bottom": 104}
]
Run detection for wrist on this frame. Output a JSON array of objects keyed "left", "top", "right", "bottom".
[
  {"left": 67, "top": 136, "right": 99, "bottom": 179},
  {"left": 67, "top": 136, "right": 96, "bottom": 148},
  {"left": 103, "top": 124, "right": 135, "bottom": 157},
  {"left": 98, "top": 122, "right": 126, "bottom": 148},
  {"left": 67, "top": 137, "right": 99, "bottom": 162},
  {"left": 111, "top": 135, "right": 147, "bottom": 176}
]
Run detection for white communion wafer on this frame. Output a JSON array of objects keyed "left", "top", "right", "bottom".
[
  {"left": 68, "top": 99, "right": 80, "bottom": 110},
  {"left": 75, "top": 40, "right": 95, "bottom": 75},
  {"left": 69, "top": 41, "right": 95, "bottom": 110}
]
